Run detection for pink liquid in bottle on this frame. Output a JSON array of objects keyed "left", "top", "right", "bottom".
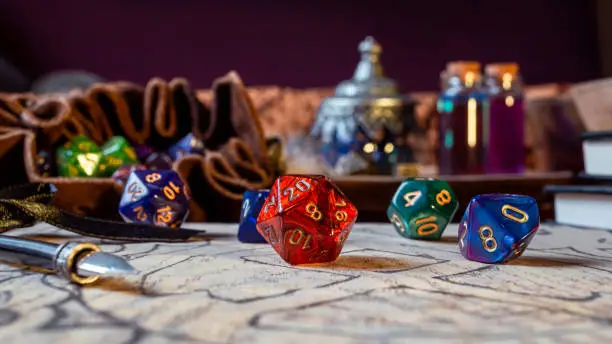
[
  {"left": 484, "top": 95, "right": 525, "bottom": 173},
  {"left": 482, "top": 63, "right": 526, "bottom": 174}
]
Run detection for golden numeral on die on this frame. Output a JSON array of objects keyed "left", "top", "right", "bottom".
[
  {"left": 335, "top": 211, "right": 348, "bottom": 221},
  {"left": 145, "top": 173, "right": 161, "bottom": 183},
  {"left": 288, "top": 228, "right": 312, "bottom": 249},
  {"left": 107, "top": 157, "right": 121, "bottom": 165},
  {"left": 435, "top": 189, "right": 452, "bottom": 206},
  {"left": 415, "top": 215, "right": 438, "bottom": 235},
  {"left": 133, "top": 206, "right": 147, "bottom": 221},
  {"left": 305, "top": 203, "right": 322, "bottom": 221},
  {"left": 479, "top": 226, "right": 498, "bottom": 252},
  {"left": 501, "top": 204, "right": 528, "bottom": 223},
  {"left": 163, "top": 181, "right": 181, "bottom": 200},
  {"left": 156, "top": 205, "right": 172, "bottom": 223},
  {"left": 334, "top": 198, "right": 348, "bottom": 221}
]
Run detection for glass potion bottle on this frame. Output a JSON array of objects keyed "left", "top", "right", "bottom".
[
  {"left": 482, "top": 63, "right": 525, "bottom": 174},
  {"left": 436, "top": 61, "right": 486, "bottom": 175}
]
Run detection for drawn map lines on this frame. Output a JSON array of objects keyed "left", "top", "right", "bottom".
[{"left": 0, "top": 223, "right": 609, "bottom": 343}]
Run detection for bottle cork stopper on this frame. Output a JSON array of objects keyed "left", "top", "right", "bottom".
[
  {"left": 446, "top": 61, "right": 481, "bottom": 76},
  {"left": 485, "top": 63, "right": 519, "bottom": 77}
]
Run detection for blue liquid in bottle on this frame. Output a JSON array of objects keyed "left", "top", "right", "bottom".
[{"left": 437, "top": 62, "right": 487, "bottom": 175}]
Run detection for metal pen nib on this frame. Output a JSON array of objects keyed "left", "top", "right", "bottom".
[
  {"left": 76, "top": 251, "right": 138, "bottom": 277},
  {"left": 0, "top": 235, "right": 138, "bottom": 285}
]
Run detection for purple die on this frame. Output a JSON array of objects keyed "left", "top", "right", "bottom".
[
  {"left": 111, "top": 164, "right": 147, "bottom": 186},
  {"left": 167, "top": 133, "right": 205, "bottom": 161},
  {"left": 118, "top": 170, "right": 190, "bottom": 228},
  {"left": 459, "top": 193, "right": 539, "bottom": 264},
  {"left": 134, "top": 144, "right": 155, "bottom": 162},
  {"left": 145, "top": 152, "right": 174, "bottom": 170}
]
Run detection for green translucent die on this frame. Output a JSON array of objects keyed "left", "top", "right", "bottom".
[
  {"left": 386, "top": 177, "right": 459, "bottom": 240},
  {"left": 56, "top": 135, "right": 103, "bottom": 177},
  {"left": 98, "top": 136, "right": 139, "bottom": 177}
]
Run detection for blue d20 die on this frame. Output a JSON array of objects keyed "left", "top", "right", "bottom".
[
  {"left": 459, "top": 193, "right": 539, "bottom": 264},
  {"left": 118, "top": 170, "right": 190, "bottom": 228},
  {"left": 238, "top": 189, "right": 270, "bottom": 243},
  {"left": 167, "top": 133, "right": 205, "bottom": 161}
]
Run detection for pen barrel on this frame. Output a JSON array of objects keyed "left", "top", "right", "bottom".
[{"left": 0, "top": 235, "right": 58, "bottom": 272}]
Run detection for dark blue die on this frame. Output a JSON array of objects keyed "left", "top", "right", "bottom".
[
  {"left": 36, "top": 151, "right": 55, "bottom": 177},
  {"left": 167, "top": 133, "right": 205, "bottom": 160},
  {"left": 458, "top": 193, "right": 539, "bottom": 264},
  {"left": 238, "top": 189, "right": 270, "bottom": 243},
  {"left": 118, "top": 170, "right": 190, "bottom": 228},
  {"left": 145, "top": 152, "right": 174, "bottom": 170}
]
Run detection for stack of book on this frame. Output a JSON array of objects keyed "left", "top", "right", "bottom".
[{"left": 544, "top": 131, "right": 612, "bottom": 229}]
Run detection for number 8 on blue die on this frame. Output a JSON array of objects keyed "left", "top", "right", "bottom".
[{"left": 458, "top": 193, "right": 539, "bottom": 264}]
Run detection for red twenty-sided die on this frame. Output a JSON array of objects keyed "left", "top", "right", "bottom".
[{"left": 256, "top": 174, "right": 358, "bottom": 265}]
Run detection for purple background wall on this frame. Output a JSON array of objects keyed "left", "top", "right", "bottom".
[{"left": 0, "top": 0, "right": 601, "bottom": 91}]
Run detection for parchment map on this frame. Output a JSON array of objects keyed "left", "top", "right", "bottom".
[{"left": 0, "top": 222, "right": 611, "bottom": 344}]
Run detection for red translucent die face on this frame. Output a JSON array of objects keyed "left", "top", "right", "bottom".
[{"left": 256, "top": 174, "right": 358, "bottom": 265}]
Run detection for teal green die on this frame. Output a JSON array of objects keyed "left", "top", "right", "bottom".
[{"left": 386, "top": 177, "right": 459, "bottom": 240}]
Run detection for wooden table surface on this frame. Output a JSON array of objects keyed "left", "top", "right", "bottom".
[{"left": 333, "top": 171, "right": 574, "bottom": 222}]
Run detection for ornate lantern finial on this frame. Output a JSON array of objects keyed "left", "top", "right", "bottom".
[
  {"left": 335, "top": 36, "right": 398, "bottom": 97},
  {"left": 354, "top": 36, "right": 383, "bottom": 81}
]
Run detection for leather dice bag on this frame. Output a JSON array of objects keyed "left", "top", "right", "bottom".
[{"left": 0, "top": 71, "right": 272, "bottom": 223}]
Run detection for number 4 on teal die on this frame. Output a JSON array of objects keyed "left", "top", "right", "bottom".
[{"left": 386, "top": 177, "right": 459, "bottom": 240}]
